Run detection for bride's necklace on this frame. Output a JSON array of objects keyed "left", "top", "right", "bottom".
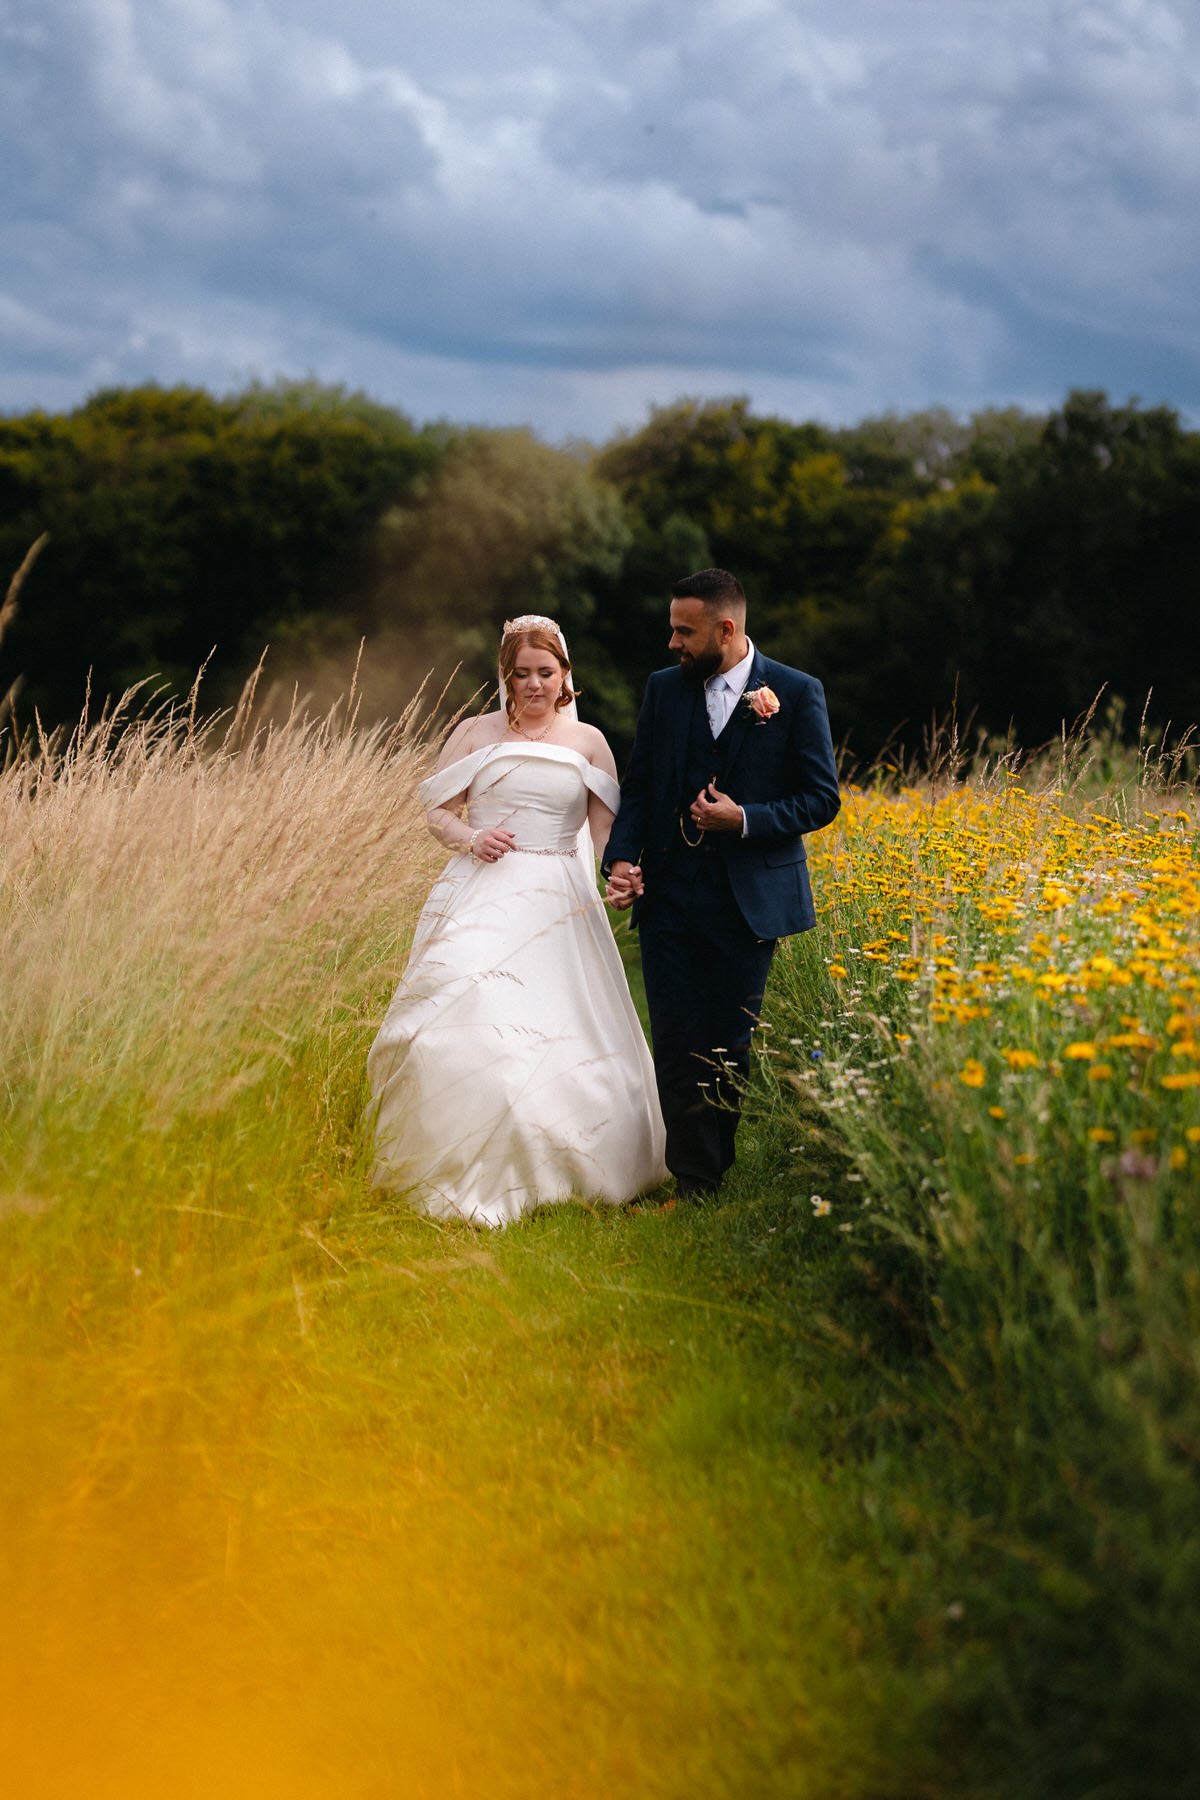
[{"left": 508, "top": 714, "right": 556, "bottom": 742}]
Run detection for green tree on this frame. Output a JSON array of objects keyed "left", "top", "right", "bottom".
[
  {"left": 596, "top": 396, "right": 838, "bottom": 601},
  {"left": 594, "top": 397, "right": 902, "bottom": 750},
  {"left": 270, "top": 426, "right": 635, "bottom": 741},
  {"left": 770, "top": 472, "right": 1001, "bottom": 757},
  {"left": 0, "top": 381, "right": 438, "bottom": 725},
  {"left": 8, "top": 380, "right": 1198, "bottom": 768},
  {"left": 967, "top": 390, "right": 1200, "bottom": 744},
  {"left": 776, "top": 392, "right": 1200, "bottom": 759}
]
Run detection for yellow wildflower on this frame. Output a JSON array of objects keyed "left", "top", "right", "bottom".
[
  {"left": 1161, "top": 1071, "right": 1200, "bottom": 1089},
  {"left": 1088, "top": 1128, "right": 1116, "bottom": 1143},
  {"left": 1002, "top": 1049, "right": 1040, "bottom": 1070},
  {"left": 1063, "top": 1042, "right": 1098, "bottom": 1060},
  {"left": 989, "top": 1105, "right": 1006, "bottom": 1119},
  {"left": 1087, "top": 1063, "right": 1113, "bottom": 1081},
  {"left": 1170, "top": 1146, "right": 1188, "bottom": 1171},
  {"left": 959, "top": 1059, "right": 986, "bottom": 1088}
]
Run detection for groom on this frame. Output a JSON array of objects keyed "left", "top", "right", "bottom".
[{"left": 604, "top": 568, "right": 840, "bottom": 1198}]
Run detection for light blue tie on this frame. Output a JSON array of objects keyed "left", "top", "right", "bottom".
[{"left": 707, "top": 674, "right": 726, "bottom": 738}]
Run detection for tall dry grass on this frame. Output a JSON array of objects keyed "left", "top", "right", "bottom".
[
  {"left": 0, "top": 684, "right": 441, "bottom": 1186},
  {"left": 0, "top": 687, "right": 450, "bottom": 1794}
]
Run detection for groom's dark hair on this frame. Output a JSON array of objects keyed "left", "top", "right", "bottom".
[{"left": 672, "top": 567, "right": 746, "bottom": 621}]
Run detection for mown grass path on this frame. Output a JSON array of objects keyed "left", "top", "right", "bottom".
[{"left": 2, "top": 1100, "right": 964, "bottom": 1800}]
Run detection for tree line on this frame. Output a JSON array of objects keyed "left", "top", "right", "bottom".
[{"left": 2, "top": 379, "right": 1199, "bottom": 765}]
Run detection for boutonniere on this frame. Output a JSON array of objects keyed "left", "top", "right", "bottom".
[{"left": 745, "top": 685, "right": 781, "bottom": 722}]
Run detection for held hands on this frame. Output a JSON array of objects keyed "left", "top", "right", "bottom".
[
  {"left": 690, "top": 782, "right": 744, "bottom": 833},
  {"left": 605, "top": 859, "right": 644, "bottom": 911},
  {"left": 470, "top": 827, "right": 517, "bottom": 863},
  {"left": 605, "top": 783, "right": 743, "bottom": 910}
]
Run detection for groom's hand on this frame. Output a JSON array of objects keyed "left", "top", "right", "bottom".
[
  {"left": 606, "top": 859, "right": 644, "bottom": 910},
  {"left": 691, "top": 783, "right": 744, "bottom": 833}
]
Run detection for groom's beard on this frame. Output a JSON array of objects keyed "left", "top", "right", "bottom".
[{"left": 678, "top": 648, "right": 724, "bottom": 686}]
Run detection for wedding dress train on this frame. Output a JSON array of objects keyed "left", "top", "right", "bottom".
[{"left": 367, "top": 743, "right": 667, "bottom": 1225}]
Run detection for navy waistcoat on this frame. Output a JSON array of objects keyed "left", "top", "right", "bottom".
[
  {"left": 667, "top": 687, "right": 739, "bottom": 875},
  {"left": 679, "top": 685, "right": 735, "bottom": 814}
]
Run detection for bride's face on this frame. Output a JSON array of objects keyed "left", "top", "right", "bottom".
[{"left": 509, "top": 653, "right": 565, "bottom": 719}]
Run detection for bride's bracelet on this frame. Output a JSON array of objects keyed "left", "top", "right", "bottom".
[{"left": 466, "top": 829, "right": 482, "bottom": 858}]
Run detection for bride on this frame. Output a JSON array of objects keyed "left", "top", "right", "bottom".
[{"left": 367, "top": 616, "right": 668, "bottom": 1225}]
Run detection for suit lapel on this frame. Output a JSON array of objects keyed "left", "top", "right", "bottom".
[{"left": 716, "top": 650, "right": 768, "bottom": 783}]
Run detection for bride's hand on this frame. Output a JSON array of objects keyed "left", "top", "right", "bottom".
[
  {"left": 471, "top": 828, "right": 517, "bottom": 863},
  {"left": 606, "top": 860, "right": 643, "bottom": 909}
]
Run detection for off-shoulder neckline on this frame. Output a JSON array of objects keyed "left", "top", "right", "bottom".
[
  {"left": 435, "top": 740, "right": 594, "bottom": 779},
  {"left": 417, "top": 740, "right": 620, "bottom": 813}
]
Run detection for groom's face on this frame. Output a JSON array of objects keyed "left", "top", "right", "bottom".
[{"left": 670, "top": 599, "right": 727, "bottom": 685}]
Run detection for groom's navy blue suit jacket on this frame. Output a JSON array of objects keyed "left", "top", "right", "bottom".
[{"left": 603, "top": 651, "right": 841, "bottom": 941}]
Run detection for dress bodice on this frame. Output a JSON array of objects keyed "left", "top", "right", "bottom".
[{"left": 466, "top": 754, "right": 587, "bottom": 852}]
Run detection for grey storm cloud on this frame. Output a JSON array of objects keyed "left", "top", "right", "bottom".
[{"left": 1, "top": 0, "right": 1198, "bottom": 433}]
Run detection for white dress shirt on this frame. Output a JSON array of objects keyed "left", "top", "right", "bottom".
[
  {"left": 704, "top": 639, "right": 756, "bottom": 835},
  {"left": 705, "top": 639, "right": 756, "bottom": 737}
]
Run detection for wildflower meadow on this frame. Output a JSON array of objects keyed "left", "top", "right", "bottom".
[{"left": 758, "top": 747, "right": 1200, "bottom": 1793}]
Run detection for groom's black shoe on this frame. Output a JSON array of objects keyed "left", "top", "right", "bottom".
[{"left": 675, "top": 1178, "right": 719, "bottom": 1202}]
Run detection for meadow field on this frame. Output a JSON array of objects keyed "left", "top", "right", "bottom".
[{"left": 2, "top": 692, "right": 1199, "bottom": 1799}]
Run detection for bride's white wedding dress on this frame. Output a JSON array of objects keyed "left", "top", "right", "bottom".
[{"left": 367, "top": 742, "right": 667, "bottom": 1225}]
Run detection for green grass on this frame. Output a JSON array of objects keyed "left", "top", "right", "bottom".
[
  {"left": 1, "top": 1044, "right": 969, "bottom": 1800},
  {"left": 7, "top": 709, "right": 1200, "bottom": 1798}
]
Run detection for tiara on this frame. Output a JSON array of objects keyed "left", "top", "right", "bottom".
[{"left": 502, "top": 614, "right": 565, "bottom": 644}]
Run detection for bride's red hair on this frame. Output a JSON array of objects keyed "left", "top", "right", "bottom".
[{"left": 500, "top": 628, "right": 580, "bottom": 720}]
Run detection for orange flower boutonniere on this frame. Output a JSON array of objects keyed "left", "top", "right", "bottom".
[{"left": 746, "top": 685, "right": 781, "bottom": 721}]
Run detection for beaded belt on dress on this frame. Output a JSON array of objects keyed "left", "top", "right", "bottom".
[{"left": 508, "top": 845, "right": 578, "bottom": 857}]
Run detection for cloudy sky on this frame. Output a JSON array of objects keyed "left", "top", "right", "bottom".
[{"left": 2, "top": 0, "right": 1198, "bottom": 436}]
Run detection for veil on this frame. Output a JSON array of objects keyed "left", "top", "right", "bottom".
[{"left": 499, "top": 614, "right": 593, "bottom": 862}]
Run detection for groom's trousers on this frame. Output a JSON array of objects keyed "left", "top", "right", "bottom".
[{"left": 638, "top": 854, "right": 776, "bottom": 1192}]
